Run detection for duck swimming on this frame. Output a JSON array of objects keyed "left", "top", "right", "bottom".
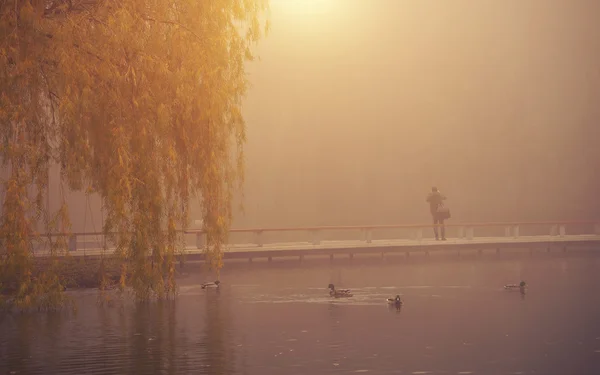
[
  {"left": 504, "top": 281, "right": 526, "bottom": 290},
  {"left": 328, "top": 283, "right": 353, "bottom": 298},
  {"left": 386, "top": 295, "right": 403, "bottom": 306},
  {"left": 201, "top": 280, "right": 221, "bottom": 289}
]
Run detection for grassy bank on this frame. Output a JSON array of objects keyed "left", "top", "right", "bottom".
[
  {"left": 34, "top": 256, "right": 125, "bottom": 289},
  {"left": 0, "top": 257, "right": 124, "bottom": 310},
  {"left": 0, "top": 256, "right": 200, "bottom": 310}
]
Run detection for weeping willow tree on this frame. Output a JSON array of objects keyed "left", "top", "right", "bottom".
[{"left": 0, "top": 0, "right": 269, "bottom": 307}]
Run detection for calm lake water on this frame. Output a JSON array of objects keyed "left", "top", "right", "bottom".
[{"left": 1, "top": 252, "right": 600, "bottom": 375}]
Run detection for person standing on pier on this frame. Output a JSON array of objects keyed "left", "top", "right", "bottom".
[{"left": 426, "top": 187, "right": 448, "bottom": 241}]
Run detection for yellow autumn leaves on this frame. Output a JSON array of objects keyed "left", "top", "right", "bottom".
[{"left": 1, "top": 0, "right": 268, "bottom": 307}]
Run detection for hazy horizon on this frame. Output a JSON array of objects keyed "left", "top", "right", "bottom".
[{"left": 9, "top": 1, "right": 600, "bottom": 231}]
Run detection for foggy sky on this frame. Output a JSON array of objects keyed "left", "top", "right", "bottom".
[
  {"left": 239, "top": 0, "right": 600, "bottom": 227},
  {"left": 16, "top": 0, "right": 600, "bottom": 232}
]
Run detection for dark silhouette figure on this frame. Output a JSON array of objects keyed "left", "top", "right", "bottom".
[{"left": 426, "top": 187, "right": 447, "bottom": 240}]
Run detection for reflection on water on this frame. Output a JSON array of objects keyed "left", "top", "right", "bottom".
[
  {"left": 203, "top": 288, "right": 235, "bottom": 375},
  {"left": 1, "top": 254, "right": 600, "bottom": 375}
]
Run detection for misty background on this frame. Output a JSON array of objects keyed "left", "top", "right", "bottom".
[{"left": 11, "top": 1, "right": 600, "bottom": 232}]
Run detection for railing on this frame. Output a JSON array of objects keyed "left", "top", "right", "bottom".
[
  {"left": 13, "top": 221, "right": 600, "bottom": 252},
  {"left": 185, "top": 221, "right": 600, "bottom": 249}
]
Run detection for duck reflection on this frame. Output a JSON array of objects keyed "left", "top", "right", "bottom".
[{"left": 201, "top": 283, "right": 235, "bottom": 375}]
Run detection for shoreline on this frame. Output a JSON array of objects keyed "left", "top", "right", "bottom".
[{"left": 38, "top": 247, "right": 600, "bottom": 291}]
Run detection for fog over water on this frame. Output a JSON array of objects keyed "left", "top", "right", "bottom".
[
  {"left": 2, "top": 253, "right": 600, "bottom": 374},
  {"left": 20, "top": 1, "right": 599, "bottom": 233}
]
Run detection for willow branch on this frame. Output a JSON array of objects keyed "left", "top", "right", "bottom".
[{"left": 142, "top": 17, "right": 202, "bottom": 42}]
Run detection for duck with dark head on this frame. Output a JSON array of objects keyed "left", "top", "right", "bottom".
[
  {"left": 328, "top": 283, "right": 353, "bottom": 298},
  {"left": 201, "top": 280, "right": 221, "bottom": 289},
  {"left": 387, "top": 294, "right": 403, "bottom": 307},
  {"left": 504, "top": 280, "right": 527, "bottom": 292}
]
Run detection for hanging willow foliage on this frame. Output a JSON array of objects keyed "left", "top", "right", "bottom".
[{"left": 0, "top": 0, "right": 269, "bottom": 307}]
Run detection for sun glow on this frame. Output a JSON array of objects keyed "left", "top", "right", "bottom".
[{"left": 271, "top": 0, "right": 336, "bottom": 15}]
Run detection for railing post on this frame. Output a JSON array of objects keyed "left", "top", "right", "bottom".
[
  {"left": 196, "top": 232, "right": 204, "bottom": 249},
  {"left": 466, "top": 227, "right": 474, "bottom": 240},
  {"left": 365, "top": 229, "right": 372, "bottom": 244},
  {"left": 68, "top": 235, "right": 77, "bottom": 252},
  {"left": 254, "top": 230, "right": 263, "bottom": 247},
  {"left": 415, "top": 228, "right": 422, "bottom": 242},
  {"left": 513, "top": 225, "right": 520, "bottom": 238},
  {"left": 311, "top": 230, "right": 320, "bottom": 245},
  {"left": 504, "top": 226, "right": 511, "bottom": 237},
  {"left": 559, "top": 225, "right": 566, "bottom": 237}
]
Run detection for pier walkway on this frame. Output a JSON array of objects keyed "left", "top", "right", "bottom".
[{"left": 31, "top": 221, "right": 600, "bottom": 261}]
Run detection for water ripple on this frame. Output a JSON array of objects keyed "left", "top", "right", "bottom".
[{"left": 1, "top": 258, "right": 599, "bottom": 375}]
